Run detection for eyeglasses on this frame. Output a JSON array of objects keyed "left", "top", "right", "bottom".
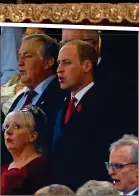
[
  {"left": 58, "top": 39, "right": 97, "bottom": 48},
  {"left": 105, "top": 162, "right": 138, "bottom": 171}
]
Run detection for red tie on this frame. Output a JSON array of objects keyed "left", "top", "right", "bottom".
[
  {"left": 64, "top": 97, "right": 77, "bottom": 124},
  {"left": 21, "top": 90, "right": 37, "bottom": 109}
]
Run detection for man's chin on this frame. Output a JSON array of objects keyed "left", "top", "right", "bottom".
[
  {"left": 114, "top": 184, "right": 122, "bottom": 192},
  {"left": 60, "top": 84, "right": 68, "bottom": 90},
  {"left": 20, "top": 79, "right": 30, "bottom": 86}
]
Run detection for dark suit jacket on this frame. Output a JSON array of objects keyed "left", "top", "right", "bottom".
[
  {"left": 52, "top": 83, "right": 135, "bottom": 191},
  {"left": 1, "top": 77, "right": 65, "bottom": 165},
  {"left": 133, "top": 189, "right": 138, "bottom": 195},
  {"left": 52, "top": 85, "right": 114, "bottom": 191}
]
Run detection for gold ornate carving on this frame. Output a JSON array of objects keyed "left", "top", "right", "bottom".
[{"left": 0, "top": 3, "right": 139, "bottom": 23}]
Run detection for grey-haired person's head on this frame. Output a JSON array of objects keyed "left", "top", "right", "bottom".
[
  {"left": 109, "top": 134, "right": 138, "bottom": 163},
  {"left": 18, "top": 33, "right": 59, "bottom": 89},
  {"left": 76, "top": 180, "right": 119, "bottom": 195},
  {"left": 22, "top": 33, "right": 59, "bottom": 74},
  {"left": 35, "top": 184, "right": 75, "bottom": 195}
]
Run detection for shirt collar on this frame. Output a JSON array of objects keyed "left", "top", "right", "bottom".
[
  {"left": 71, "top": 81, "right": 94, "bottom": 105},
  {"left": 120, "top": 188, "right": 138, "bottom": 195},
  {"left": 24, "top": 75, "right": 56, "bottom": 96}
]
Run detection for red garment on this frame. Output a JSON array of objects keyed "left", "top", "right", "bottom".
[
  {"left": 64, "top": 97, "right": 77, "bottom": 124},
  {"left": 1, "top": 156, "right": 51, "bottom": 195}
]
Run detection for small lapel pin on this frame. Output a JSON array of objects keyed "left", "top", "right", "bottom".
[
  {"left": 41, "top": 101, "right": 44, "bottom": 104},
  {"left": 77, "top": 104, "right": 82, "bottom": 112},
  {"left": 64, "top": 97, "right": 67, "bottom": 101}
]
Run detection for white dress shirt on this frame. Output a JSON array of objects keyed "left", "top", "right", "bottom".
[
  {"left": 71, "top": 81, "right": 94, "bottom": 107},
  {"left": 120, "top": 188, "right": 138, "bottom": 195}
]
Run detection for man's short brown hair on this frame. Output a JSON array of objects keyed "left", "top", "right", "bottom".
[{"left": 65, "top": 40, "right": 98, "bottom": 72}]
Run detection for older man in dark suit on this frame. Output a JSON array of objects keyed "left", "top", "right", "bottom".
[
  {"left": 106, "top": 135, "right": 138, "bottom": 195},
  {"left": 2, "top": 33, "right": 65, "bottom": 165}
]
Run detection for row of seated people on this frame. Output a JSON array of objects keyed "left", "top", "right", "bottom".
[
  {"left": 1, "top": 28, "right": 138, "bottom": 195},
  {"left": 35, "top": 181, "right": 119, "bottom": 195},
  {"left": 1, "top": 105, "right": 138, "bottom": 195}
]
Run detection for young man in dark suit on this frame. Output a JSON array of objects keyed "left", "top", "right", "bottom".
[
  {"left": 2, "top": 33, "right": 65, "bottom": 165},
  {"left": 52, "top": 40, "right": 114, "bottom": 191}
]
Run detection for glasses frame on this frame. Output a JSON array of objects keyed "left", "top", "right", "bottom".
[{"left": 105, "top": 162, "right": 138, "bottom": 171}]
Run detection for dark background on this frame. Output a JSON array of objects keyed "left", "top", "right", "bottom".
[{"left": 97, "top": 31, "right": 138, "bottom": 138}]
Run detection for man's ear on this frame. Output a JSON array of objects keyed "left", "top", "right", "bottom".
[
  {"left": 44, "top": 57, "right": 55, "bottom": 70},
  {"left": 83, "top": 60, "right": 92, "bottom": 73},
  {"left": 29, "top": 132, "right": 38, "bottom": 143}
]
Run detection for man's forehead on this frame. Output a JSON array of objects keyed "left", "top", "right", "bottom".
[
  {"left": 58, "top": 44, "right": 77, "bottom": 58},
  {"left": 110, "top": 146, "right": 132, "bottom": 159},
  {"left": 61, "top": 43, "right": 77, "bottom": 52},
  {"left": 19, "top": 39, "right": 42, "bottom": 52},
  {"left": 21, "top": 38, "right": 41, "bottom": 46}
]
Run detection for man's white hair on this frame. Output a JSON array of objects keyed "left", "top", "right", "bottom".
[{"left": 109, "top": 134, "right": 138, "bottom": 163}]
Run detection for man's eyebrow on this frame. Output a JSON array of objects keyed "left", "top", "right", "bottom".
[
  {"left": 18, "top": 51, "right": 30, "bottom": 56},
  {"left": 57, "top": 58, "right": 70, "bottom": 63}
]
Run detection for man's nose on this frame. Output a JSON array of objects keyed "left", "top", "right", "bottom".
[
  {"left": 18, "top": 56, "right": 24, "bottom": 66},
  {"left": 57, "top": 63, "right": 63, "bottom": 73},
  {"left": 108, "top": 167, "right": 116, "bottom": 175}
]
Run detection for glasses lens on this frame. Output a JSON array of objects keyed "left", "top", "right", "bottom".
[
  {"left": 105, "top": 162, "right": 125, "bottom": 170},
  {"left": 105, "top": 162, "right": 109, "bottom": 170},
  {"left": 114, "top": 163, "right": 124, "bottom": 169},
  {"left": 110, "top": 163, "right": 124, "bottom": 170}
]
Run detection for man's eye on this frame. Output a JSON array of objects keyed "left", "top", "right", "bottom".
[
  {"left": 18, "top": 54, "right": 32, "bottom": 59},
  {"left": 114, "top": 163, "right": 123, "bottom": 169},
  {"left": 24, "top": 54, "right": 32, "bottom": 58}
]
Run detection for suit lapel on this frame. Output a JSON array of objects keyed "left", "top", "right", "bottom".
[
  {"left": 133, "top": 189, "right": 138, "bottom": 195},
  {"left": 62, "top": 85, "right": 97, "bottom": 125},
  {"left": 52, "top": 96, "right": 69, "bottom": 150},
  {"left": 8, "top": 92, "right": 24, "bottom": 113},
  {"left": 35, "top": 77, "right": 61, "bottom": 107},
  {"left": 60, "top": 96, "right": 70, "bottom": 127}
]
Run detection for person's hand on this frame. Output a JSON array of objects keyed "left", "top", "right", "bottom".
[{"left": 1, "top": 167, "right": 27, "bottom": 195}]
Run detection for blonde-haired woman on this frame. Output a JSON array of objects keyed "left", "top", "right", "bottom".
[{"left": 1, "top": 105, "right": 51, "bottom": 195}]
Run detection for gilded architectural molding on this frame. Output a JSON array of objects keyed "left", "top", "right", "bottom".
[{"left": 0, "top": 3, "right": 139, "bottom": 24}]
